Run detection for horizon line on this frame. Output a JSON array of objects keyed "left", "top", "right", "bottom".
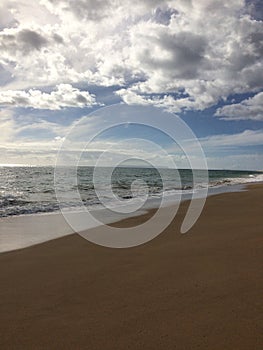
[{"left": 0, "top": 164, "right": 262, "bottom": 172}]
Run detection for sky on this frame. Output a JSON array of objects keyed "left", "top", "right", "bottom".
[{"left": 0, "top": 0, "right": 262, "bottom": 170}]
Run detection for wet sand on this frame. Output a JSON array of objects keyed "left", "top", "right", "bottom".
[{"left": 0, "top": 184, "right": 262, "bottom": 349}]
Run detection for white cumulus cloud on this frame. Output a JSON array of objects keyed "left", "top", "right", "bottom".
[
  {"left": 0, "top": 84, "right": 100, "bottom": 110},
  {"left": 215, "top": 92, "right": 263, "bottom": 121}
]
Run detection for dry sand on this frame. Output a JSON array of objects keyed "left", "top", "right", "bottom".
[{"left": 0, "top": 185, "right": 262, "bottom": 349}]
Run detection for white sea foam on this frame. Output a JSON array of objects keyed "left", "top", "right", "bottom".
[{"left": 209, "top": 173, "right": 263, "bottom": 187}]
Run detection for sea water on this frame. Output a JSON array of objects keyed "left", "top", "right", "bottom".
[{"left": 0, "top": 166, "right": 262, "bottom": 218}]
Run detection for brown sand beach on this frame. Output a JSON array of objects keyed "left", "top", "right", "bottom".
[{"left": 0, "top": 184, "right": 262, "bottom": 349}]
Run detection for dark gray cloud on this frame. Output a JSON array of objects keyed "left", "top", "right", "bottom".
[
  {"left": 53, "top": 33, "right": 64, "bottom": 44},
  {"left": 228, "top": 30, "right": 263, "bottom": 72},
  {"left": 17, "top": 29, "right": 48, "bottom": 51},
  {"left": 141, "top": 31, "right": 208, "bottom": 79},
  {"left": 0, "top": 29, "right": 49, "bottom": 56},
  {"left": 250, "top": 32, "right": 263, "bottom": 57}
]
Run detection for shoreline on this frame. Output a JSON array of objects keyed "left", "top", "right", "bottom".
[
  {"left": 0, "top": 182, "right": 261, "bottom": 253},
  {"left": 0, "top": 183, "right": 262, "bottom": 349},
  {"left": 0, "top": 182, "right": 249, "bottom": 253}
]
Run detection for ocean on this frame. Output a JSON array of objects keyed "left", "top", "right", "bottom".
[{"left": 0, "top": 166, "right": 262, "bottom": 218}]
